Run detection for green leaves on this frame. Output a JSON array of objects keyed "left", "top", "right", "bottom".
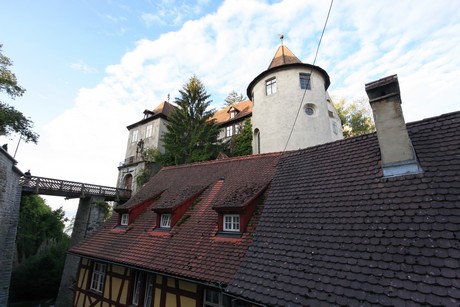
[
  {"left": 334, "top": 98, "right": 376, "bottom": 138},
  {"left": 158, "top": 75, "right": 222, "bottom": 165},
  {"left": 0, "top": 44, "right": 39, "bottom": 143}
]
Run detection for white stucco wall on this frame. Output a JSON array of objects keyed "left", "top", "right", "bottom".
[{"left": 251, "top": 66, "right": 342, "bottom": 153}]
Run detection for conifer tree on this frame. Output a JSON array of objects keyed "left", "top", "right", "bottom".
[{"left": 158, "top": 76, "right": 221, "bottom": 165}]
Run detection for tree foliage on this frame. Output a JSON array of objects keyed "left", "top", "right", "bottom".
[
  {"left": 16, "top": 195, "right": 68, "bottom": 262},
  {"left": 0, "top": 44, "right": 39, "bottom": 143},
  {"left": 10, "top": 195, "right": 69, "bottom": 302},
  {"left": 224, "top": 90, "right": 246, "bottom": 107},
  {"left": 230, "top": 118, "right": 252, "bottom": 156},
  {"left": 334, "top": 98, "right": 376, "bottom": 138},
  {"left": 157, "top": 76, "right": 221, "bottom": 165}
]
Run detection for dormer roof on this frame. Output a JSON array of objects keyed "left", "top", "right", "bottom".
[{"left": 212, "top": 100, "right": 252, "bottom": 125}]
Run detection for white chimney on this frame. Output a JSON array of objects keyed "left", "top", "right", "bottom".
[{"left": 365, "top": 74, "right": 422, "bottom": 177}]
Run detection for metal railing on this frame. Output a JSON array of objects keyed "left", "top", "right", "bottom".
[{"left": 20, "top": 176, "right": 131, "bottom": 201}]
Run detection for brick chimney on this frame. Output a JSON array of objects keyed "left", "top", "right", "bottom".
[{"left": 365, "top": 74, "right": 422, "bottom": 177}]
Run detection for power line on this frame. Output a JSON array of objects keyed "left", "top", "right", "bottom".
[{"left": 283, "top": 0, "right": 334, "bottom": 152}]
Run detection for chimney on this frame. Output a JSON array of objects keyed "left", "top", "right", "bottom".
[{"left": 365, "top": 74, "right": 422, "bottom": 177}]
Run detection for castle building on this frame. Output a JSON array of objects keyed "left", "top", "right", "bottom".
[
  {"left": 248, "top": 43, "right": 343, "bottom": 153},
  {"left": 117, "top": 101, "right": 175, "bottom": 192}
]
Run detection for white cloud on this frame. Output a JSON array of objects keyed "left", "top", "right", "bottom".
[{"left": 11, "top": 0, "right": 460, "bottom": 219}]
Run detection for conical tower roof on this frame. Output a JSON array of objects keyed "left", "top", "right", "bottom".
[{"left": 268, "top": 45, "right": 302, "bottom": 69}]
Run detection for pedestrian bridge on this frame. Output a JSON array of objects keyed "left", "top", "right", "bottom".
[{"left": 21, "top": 176, "right": 131, "bottom": 202}]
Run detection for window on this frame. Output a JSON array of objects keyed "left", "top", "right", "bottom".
[
  {"left": 132, "top": 130, "right": 139, "bottom": 143},
  {"left": 230, "top": 110, "right": 237, "bottom": 119},
  {"left": 332, "top": 121, "right": 338, "bottom": 135},
  {"left": 223, "top": 214, "right": 240, "bottom": 232},
  {"left": 266, "top": 77, "right": 277, "bottom": 95},
  {"left": 160, "top": 214, "right": 171, "bottom": 228},
  {"left": 144, "top": 275, "right": 154, "bottom": 307},
  {"left": 226, "top": 126, "right": 233, "bottom": 137},
  {"left": 90, "top": 262, "right": 106, "bottom": 292},
  {"left": 300, "top": 73, "right": 311, "bottom": 90},
  {"left": 304, "top": 104, "right": 316, "bottom": 116},
  {"left": 235, "top": 124, "right": 241, "bottom": 135},
  {"left": 132, "top": 271, "right": 141, "bottom": 305},
  {"left": 146, "top": 124, "right": 153, "bottom": 138},
  {"left": 121, "top": 213, "right": 129, "bottom": 226},
  {"left": 204, "top": 289, "right": 232, "bottom": 307}
]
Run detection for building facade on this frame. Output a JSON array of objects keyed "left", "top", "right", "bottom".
[{"left": 117, "top": 101, "right": 175, "bottom": 193}]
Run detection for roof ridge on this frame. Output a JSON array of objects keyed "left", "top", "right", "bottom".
[{"left": 161, "top": 152, "right": 282, "bottom": 170}]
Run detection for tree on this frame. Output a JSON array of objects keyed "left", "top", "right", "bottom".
[
  {"left": 224, "top": 90, "right": 246, "bottom": 107},
  {"left": 231, "top": 118, "right": 252, "bottom": 156},
  {"left": 0, "top": 44, "right": 39, "bottom": 143},
  {"left": 10, "top": 195, "right": 69, "bottom": 302},
  {"left": 334, "top": 98, "right": 375, "bottom": 138},
  {"left": 16, "top": 195, "right": 68, "bottom": 262},
  {"left": 158, "top": 75, "right": 221, "bottom": 165}
]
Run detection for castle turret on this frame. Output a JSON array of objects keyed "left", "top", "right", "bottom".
[{"left": 247, "top": 41, "right": 342, "bottom": 153}]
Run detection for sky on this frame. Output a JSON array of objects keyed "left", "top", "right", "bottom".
[{"left": 1, "top": 0, "right": 460, "bottom": 219}]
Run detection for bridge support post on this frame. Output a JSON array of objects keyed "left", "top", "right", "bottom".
[{"left": 55, "top": 196, "right": 107, "bottom": 307}]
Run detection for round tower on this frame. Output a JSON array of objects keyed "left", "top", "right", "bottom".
[{"left": 248, "top": 42, "right": 343, "bottom": 154}]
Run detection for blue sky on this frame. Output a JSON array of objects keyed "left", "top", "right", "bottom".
[{"left": 1, "top": 0, "right": 460, "bottom": 218}]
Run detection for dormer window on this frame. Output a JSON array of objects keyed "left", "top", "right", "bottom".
[
  {"left": 160, "top": 213, "right": 171, "bottom": 228},
  {"left": 223, "top": 214, "right": 240, "bottom": 232},
  {"left": 121, "top": 213, "right": 129, "bottom": 226}
]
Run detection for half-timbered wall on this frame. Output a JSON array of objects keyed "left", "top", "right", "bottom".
[{"left": 73, "top": 258, "right": 254, "bottom": 307}]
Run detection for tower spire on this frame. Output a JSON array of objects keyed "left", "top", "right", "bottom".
[{"left": 279, "top": 33, "right": 284, "bottom": 46}]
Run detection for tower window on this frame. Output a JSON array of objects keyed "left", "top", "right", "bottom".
[
  {"left": 131, "top": 130, "right": 139, "bottom": 143},
  {"left": 266, "top": 77, "right": 277, "bottom": 95},
  {"left": 146, "top": 124, "right": 153, "bottom": 138},
  {"left": 300, "top": 73, "right": 311, "bottom": 90}
]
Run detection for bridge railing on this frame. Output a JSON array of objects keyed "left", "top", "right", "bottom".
[{"left": 20, "top": 176, "right": 131, "bottom": 201}]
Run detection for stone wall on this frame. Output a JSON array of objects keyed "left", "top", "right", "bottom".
[{"left": 0, "top": 147, "right": 22, "bottom": 306}]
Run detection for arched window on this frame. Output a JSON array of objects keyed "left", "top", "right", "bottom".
[
  {"left": 123, "top": 174, "right": 133, "bottom": 190},
  {"left": 254, "top": 129, "right": 260, "bottom": 154}
]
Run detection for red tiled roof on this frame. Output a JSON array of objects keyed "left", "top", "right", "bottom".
[
  {"left": 70, "top": 153, "right": 281, "bottom": 285},
  {"left": 227, "top": 111, "right": 460, "bottom": 306},
  {"left": 211, "top": 100, "right": 252, "bottom": 126}
]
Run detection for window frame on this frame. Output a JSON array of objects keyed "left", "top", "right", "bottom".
[
  {"left": 121, "top": 213, "right": 129, "bottom": 226},
  {"left": 204, "top": 288, "right": 233, "bottom": 307},
  {"left": 132, "top": 130, "right": 139, "bottom": 143},
  {"left": 146, "top": 124, "right": 153, "bottom": 138},
  {"left": 90, "top": 262, "right": 106, "bottom": 293},
  {"left": 223, "top": 214, "right": 240, "bottom": 232},
  {"left": 160, "top": 213, "right": 171, "bottom": 228},
  {"left": 132, "top": 271, "right": 141, "bottom": 306},
  {"left": 265, "top": 77, "right": 277, "bottom": 95},
  {"left": 299, "top": 73, "right": 311, "bottom": 90},
  {"left": 226, "top": 125, "right": 233, "bottom": 137}
]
